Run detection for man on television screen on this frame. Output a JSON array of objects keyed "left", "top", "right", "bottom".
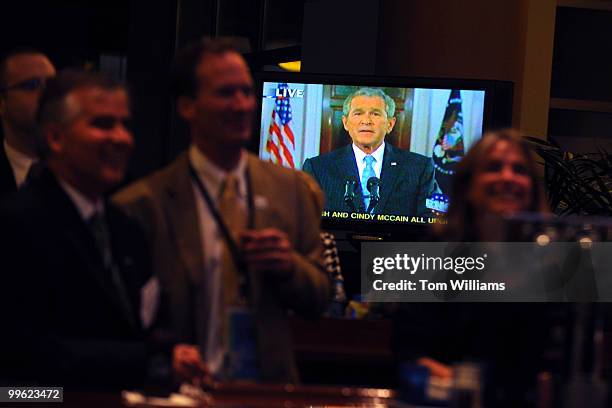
[{"left": 303, "top": 87, "right": 434, "bottom": 217}]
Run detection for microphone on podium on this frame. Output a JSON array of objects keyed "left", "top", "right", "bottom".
[
  {"left": 344, "top": 179, "right": 357, "bottom": 212},
  {"left": 366, "top": 176, "right": 380, "bottom": 213}
]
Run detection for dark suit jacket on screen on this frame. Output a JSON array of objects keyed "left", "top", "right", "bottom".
[
  {"left": 302, "top": 143, "right": 434, "bottom": 217},
  {"left": 0, "top": 168, "right": 152, "bottom": 389}
]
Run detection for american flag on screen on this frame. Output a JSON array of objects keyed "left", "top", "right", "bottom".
[{"left": 266, "top": 83, "right": 295, "bottom": 168}]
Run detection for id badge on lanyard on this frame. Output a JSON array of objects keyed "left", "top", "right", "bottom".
[{"left": 224, "top": 306, "right": 260, "bottom": 381}]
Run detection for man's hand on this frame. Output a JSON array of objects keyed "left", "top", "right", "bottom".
[
  {"left": 172, "top": 344, "right": 208, "bottom": 384},
  {"left": 417, "top": 357, "right": 454, "bottom": 379},
  {"left": 241, "top": 228, "right": 294, "bottom": 279}
]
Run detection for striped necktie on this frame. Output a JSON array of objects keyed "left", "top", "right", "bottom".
[{"left": 88, "top": 212, "right": 136, "bottom": 329}]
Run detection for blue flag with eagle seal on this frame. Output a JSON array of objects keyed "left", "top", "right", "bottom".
[{"left": 432, "top": 90, "right": 465, "bottom": 200}]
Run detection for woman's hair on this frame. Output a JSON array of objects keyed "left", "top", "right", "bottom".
[{"left": 441, "top": 128, "right": 548, "bottom": 240}]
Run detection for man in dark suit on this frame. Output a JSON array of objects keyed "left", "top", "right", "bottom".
[
  {"left": 303, "top": 87, "right": 434, "bottom": 217},
  {"left": 0, "top": 50, "right": 55, "bottom": 197},
  {"left": 0, "top": 71, "right": 157, "bottom": 389}
]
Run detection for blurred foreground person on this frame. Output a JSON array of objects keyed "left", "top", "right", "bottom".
[
  {"left": 0, "top": 49, "right": 56, "bottom": 196},
  {"left": 114, "top": 39, "right": 329, "bottom": 384},
  {"left": 395, "top": 129, "right": 554, "bottom": 407},
  {"left": 439, "top": 127, "right": 548, "bottom": 240},
  {"left": 0, "top": 71, "right": 155, "bottom": 389}
]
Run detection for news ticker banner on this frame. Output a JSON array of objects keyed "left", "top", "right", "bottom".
[
  {"left": 323, "top": 211, "right": 445, "bottom": 225},
  {"left": 361, "top": 242, "right": 612, "bottom": 302}
]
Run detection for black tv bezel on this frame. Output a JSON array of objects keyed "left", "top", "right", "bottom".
[{"left": 251, "top": 71, "right": 513, "bottom": 239}]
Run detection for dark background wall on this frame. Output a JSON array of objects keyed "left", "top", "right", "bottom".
[
  {"left": 0, "top": 0, "right": 129, "bottom": 68},
  {"left": 376, "top": 0, "right": 526, "bottom": 81},
  {"left": 1, "top": 0, "right": 308, "bottom": 181},
  {"left": 2, "top": 0, "right": 610, "bottom": 178}
]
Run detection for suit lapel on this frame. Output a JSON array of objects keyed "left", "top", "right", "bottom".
[
  {"left": 377, "top": 143, "right": 406, "bottom": 214},
  {"left": 243, "top": 156, "right": 281, "bottom": 378},
  {"left": 334, "top": 145, "right": 364, "bottom": 212},
  {"left": 106, "top": 205, "right": 144, "bottom": 331},
  {"left": 247, "top": 155, "right": 270, "bottom": 229},
  {"left": 38, "top": 170, "right": 137, "bottom": 329},
  {"left": 0, "top": 144, "right": 17, "bottom": 196},
  {"left": 165, "top": 153, "right": 205, "bottom": 285}
]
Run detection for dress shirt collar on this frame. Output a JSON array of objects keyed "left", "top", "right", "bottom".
[
  {"left": 188, "top": 144, "right": 248, "bottom": 200},
  {"left": 58, "top": 178, "right": 104, "bottom": 221},
  {"left": 352, "top": 141, "right": 385, "bottom": 165},
  {"left": 3, "top": 138, "right": 36, "bottom": 188}
]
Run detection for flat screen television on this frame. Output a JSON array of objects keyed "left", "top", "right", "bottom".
[{"left": 253, "top": 72, "right": 513, "bottom": 238}]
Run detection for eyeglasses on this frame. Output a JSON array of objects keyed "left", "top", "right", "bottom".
[{"left": 0, "top": 77, "right": 48, "bottom": 93}]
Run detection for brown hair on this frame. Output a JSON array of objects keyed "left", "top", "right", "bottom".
[
  {"left": 170, "top": 38, "right": 240, "bottom": 100},
  {"left": 0, "top": 48, "right": 46, "bottom": 89},
  {"left": 440, "top": 128, "right": 548, "bottom": 240}
]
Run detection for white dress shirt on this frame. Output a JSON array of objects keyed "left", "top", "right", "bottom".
[
  {"left": 3, "top": 139, "right": 36, "bottom": 188},
  {"left": 352, "top": 141, "right": 385, "bottom": 181},
  {"left": 189, "top": 144, "right": 248, "bottom": 375},
  {"left": 58, "top": 178, "right": 104, "bottom": 221}
]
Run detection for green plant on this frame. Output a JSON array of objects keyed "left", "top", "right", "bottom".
[{"left": 525, "top": 136, "right": 612, "bottom": 216}]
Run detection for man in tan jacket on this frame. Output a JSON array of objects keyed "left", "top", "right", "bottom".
[{"left": 113, "top": 39, "right": 329, "bottom": 383}]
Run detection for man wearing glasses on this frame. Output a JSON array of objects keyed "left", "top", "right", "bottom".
[{"left": 0, "top": 50, "right": 55, "bottom": 196}]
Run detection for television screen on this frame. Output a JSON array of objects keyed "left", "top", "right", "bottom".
[{"left": 255, "top": 77, "right": 508, "bottom": 228}]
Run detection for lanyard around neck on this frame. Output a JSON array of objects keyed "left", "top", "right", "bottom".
[{"left": 188, "top": 164, "right": 254, "bottom": 299}]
